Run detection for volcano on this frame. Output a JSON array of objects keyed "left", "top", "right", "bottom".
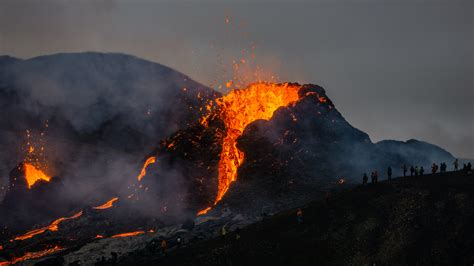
[{"left": 0, "top": 53, "right": 456, "bottom": 265}]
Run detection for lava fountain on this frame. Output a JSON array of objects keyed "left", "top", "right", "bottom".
[
  {"left": 198, "top": 82, "right": 301, "bottom": 214},
  {"left": 23, "top": 163, "right": 52, "bottom": 189}
]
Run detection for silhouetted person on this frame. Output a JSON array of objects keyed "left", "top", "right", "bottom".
[
  {"left": 362, "top": 173, "right": 368, "bottom": 185},
  {"left": 374, "top": 170, "right": 379, "bottom": 183},
  {"left": 402, "top": 164, "right": 408, "bottom": 177},
  {"left": 221, "top": 224, "right": 228, "bottom": 237},
  {"left": 410, "top": 166, "right": 415, "bottom": 176},
  {"left": 371, "top": 172, "right": 375, "bottom": 183},
  {"left": 440, "top": 162, "right": 446, "bottom": 173},
  {"left": 387, "top": 166, "right": 392, "bottom": 180},
  {"left": 453, "top": 159, "right": 459, "bottom": 171},
  {"left": 296, "top": 208, "right": 303, "bottom": 224},
  {"left": 161, "top": 239, "right": 167, "bottom": 255},
  {"left": 420, "top": 166, "right": 424, "bottom": 176},
  {"left": 468, "top": 162, "right": 472, "bottom": 172},
  {"left": 432, "top": 163, "right": 438, "bottom": 174},
  {"left": 176, "top": 236, "right": 182, "bottom": 248},
  {"left": 235, "top": 227, "right": 241, "bottom": 241},
  {"left": 415, "top": 166, "right": 419, "bottom": 176}
]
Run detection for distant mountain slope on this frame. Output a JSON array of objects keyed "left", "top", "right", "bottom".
[
  {"left": 0, "top": 56, "right": 21, "bottom": 70},
  {"left": 0, "top": 52, "right": 218, "bottom": 219}
]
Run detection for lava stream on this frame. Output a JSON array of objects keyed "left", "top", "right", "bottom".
[
  {"left": 14, "top": 211, "right": 83, "bottom": 241},
  {"left": 93, "top": 197, "right": 119, "bottom": 210},
  {"left": 23, "top": 163, "right": 51, "bottom": 189},
  {"left": 199, "top": 83, "right": 301, "bottom": 214},
  {"left": 111, "top": 231, "right": 145, "bottom": 238},
  {"left": 1, "top": 245, "right": 63, "bottom": 265},
  {"left": 137, "top": 156, "right": 156, "bottom": 181}
]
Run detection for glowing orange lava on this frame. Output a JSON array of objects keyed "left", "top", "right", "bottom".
[
  {"left": 198, "top": 82, "right": 301, "bottom": 214},
  {"left": 111, "top": 231, "right": 145, "bottom": 238},
  {"left": 14, "top": 211, "right": 83, "bottom": 241},
  {"left": 2, "top": 246, "right": 63, "bottom": 265},
  {"left": 93, "top": 197, "right": 119, "bottom": 210},
  {"left": 137, "top": 156, "right": 156, "bottom": 181},
  {"left": 23, "top": 163, "right": 51, "bottom": 189}
]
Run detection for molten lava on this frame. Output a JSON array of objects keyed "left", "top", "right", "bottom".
[
  {"left": 199, "top": 83, "right": 301, "bottom": 214},
  {"left": 2, "top": 246, "right": 63, "bottom": 265},
  {"left": 93, "top": 197, "right": 119, "bottom": 210},
  {"left": 14, "top": 211, "right": 83, "bottom": 241},
  {"left": 111, "top": 231, "right": 145, "bottom": 238},
  {"left": 23, "top": 163, "right": 51, "bottom": 189},
  {"left": 137, "top": 156, "right": 156, "bottom": 181}
]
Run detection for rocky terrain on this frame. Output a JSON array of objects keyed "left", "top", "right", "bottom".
[{"left": 120, "top": 170, "right": 474, "bottom": 266}]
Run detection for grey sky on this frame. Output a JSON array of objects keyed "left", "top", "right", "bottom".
[{"left": 1, "top": 0, "right": 473, "bottom": 158}]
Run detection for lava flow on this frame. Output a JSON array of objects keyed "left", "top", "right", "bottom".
[
  {"left": 23, "top": 163, "right": 51, "bottom": 189},
  {"left": 111, "top": 231, "right": 145, "bottom": 238},
  {"left": 1, "top": 245, "right": 63, "bottom": 265},
  {"left": 14, "top": 211, "right": 83, "bottom": 241},
  {"left": 137, "top": 156, "right": 156, "bottom": 181},
  {"left": 93, "top": 197, "right": 119, "bottom": 210},
  {"left": 199, "top": 82, "right": 301, "bottom": 214}
]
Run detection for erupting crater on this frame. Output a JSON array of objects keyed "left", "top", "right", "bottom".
[
  {"left": 198, "top": 82, "right": 301, "bottom": 214},
  {"left": 23, "top": 163, "right": 51, "bottom": 189}
]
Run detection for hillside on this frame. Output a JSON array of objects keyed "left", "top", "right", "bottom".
[{"left": 127, "top": 170, "right": 474, "bottom": 265}]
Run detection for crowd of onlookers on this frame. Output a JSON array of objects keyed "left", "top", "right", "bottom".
[{"left": 362, "top": 159, "right": 472, "bottom": 185}]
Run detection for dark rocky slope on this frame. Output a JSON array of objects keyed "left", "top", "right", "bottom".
[{"left": 140, "top": 171, "right": 474, "bottom": 266}]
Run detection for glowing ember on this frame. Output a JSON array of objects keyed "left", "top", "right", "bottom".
[
  {"left": 23, "top": 163, "right": 52, "bottom": 189},
  {"left": 14, "top": 211, "right": 83, "bottom": 241},
  {"left": 111, "top": 231, "right": 145, "bottom": 238},
  {"left": 93, "top": 197, "right": 119, "bottom": 210},
  {"left": 199, "top": 82, "right": 301, "bottom": 214},
  {"left": 95, "top": 235, "right": 104, "bottom": 239},
  {"left": 137, "top": 156, "right": 156, "bottom": 181},
  {"left": 2, "top": 245, "right": 63, "bottom": 265}
]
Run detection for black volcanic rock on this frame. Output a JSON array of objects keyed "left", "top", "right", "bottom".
[
  {"left": 218, "top": 84, "right": 454, "bottom": 214},
  {"left": 150, "top": 171, "right": 474, "bottom": 266}
]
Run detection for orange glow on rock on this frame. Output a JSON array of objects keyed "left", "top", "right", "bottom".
[{"left": 23, "top": 163, "right": 51, "bottom": 189}]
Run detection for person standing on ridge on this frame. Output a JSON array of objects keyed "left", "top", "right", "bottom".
[
  {"left": 415, "top": 166, "right": 419, "bottom": 176},
  {"left": 432, "top": 163, "right": 438, "bottom": 174},
  {"left": 296, "top": 208, "right": 303, "bottom": 224},
  {"left": 387, "top": 166, "right": 392, "bottom": 180},
  {"left": 453, "top": 159, "right": 459, "bottom": 171},
  {"left": 410, "top": 166, "right": 415, "bottom": 176},
  {"left": 362, "top": 173, "right": 368, "bottom": 185},
  {"left": 403, "top": 164, "right": 408, "bottom": 177},
  {"left": 420, "top": 166, "right": 424, "bottom": 176},
  {"left": 161, "top": 239, "right": 167, "bottom": 255}
]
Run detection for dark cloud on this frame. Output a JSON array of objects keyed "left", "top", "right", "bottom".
[{"left": 0, "top": 0, "right": 472, "bottom": 157}]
